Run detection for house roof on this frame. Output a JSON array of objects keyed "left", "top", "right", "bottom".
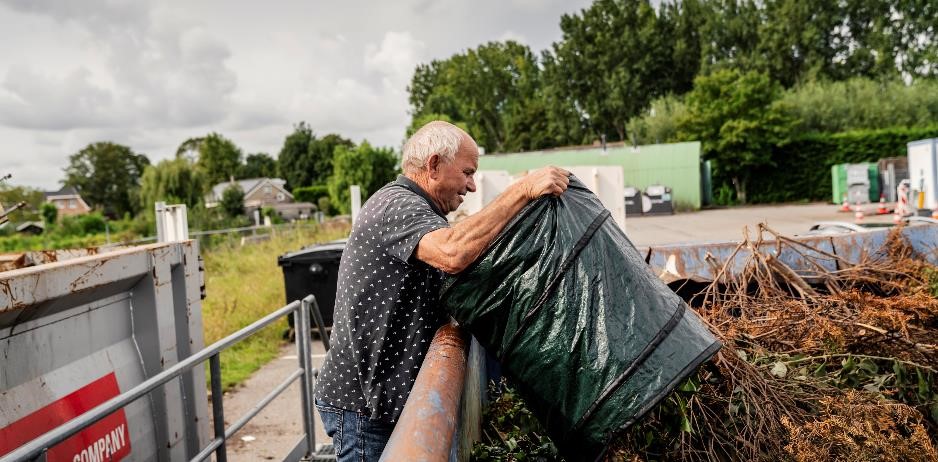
[
  {"left": 16, "top": 221, "right": 45, "bottom": 232},
  {"left": 43, "top": 185, "right": 81, "bottom": 199},
  {"left": 209, "top": 178, "right": 289, "bottom": 200}
]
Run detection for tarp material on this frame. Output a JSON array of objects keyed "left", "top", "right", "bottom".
[{"left": 440, "top": 176, "right": 721, "bottom": 460}]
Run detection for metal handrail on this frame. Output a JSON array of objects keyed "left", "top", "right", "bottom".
[
  {"left": 379, "top": 322, "right": 469, "bottom": 462},
  {"left": 1, "top": 295, "right": 323, "bottom": 462}
]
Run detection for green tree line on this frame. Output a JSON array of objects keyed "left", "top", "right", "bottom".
[
  {"left": 2, "top": 125, "right": 400, "bottom": 239},
  {"left": 408, "top": 0, "right": 938, "bottom": 203}
]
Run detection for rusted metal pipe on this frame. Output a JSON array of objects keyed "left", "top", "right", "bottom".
[{"left": 379, "top": 321, "right": 468, "bottom": 462}]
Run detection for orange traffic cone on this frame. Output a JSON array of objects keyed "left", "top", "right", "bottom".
[
  {"left": 876, "top": 194, "right": 888, "bottom": 214},
  {"left": 932, "top": 209, "right": 938, "bottom": 220},
  {"left": 840, "top": 194, "right": 851, "bottom": 212},
  {"left": 854, "top": 202, "right": 864, "bottom": 223}
]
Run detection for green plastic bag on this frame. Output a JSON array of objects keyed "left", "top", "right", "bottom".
[{"left": 441, "top": 176, "right": 720, "bottom": 460}]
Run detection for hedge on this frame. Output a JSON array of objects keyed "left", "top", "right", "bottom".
[
  {"left": 292, "top": 185, "right": 330, "bottom": 203},
  {"left": 742, "top": 126, "right": 938, "bottom": 203}
]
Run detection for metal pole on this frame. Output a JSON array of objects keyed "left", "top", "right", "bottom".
[
  {"left": 210, "top": 354, "right": 228, "bottom": 462},
  {"left": 309, "top": 296, "right": 330, "bottom": 352},
  {"left": 298, "top": 297, "right": 316, "bottom": 460},
  {"left": 379, "top": 322, "right": 468, "bottom": 461}
]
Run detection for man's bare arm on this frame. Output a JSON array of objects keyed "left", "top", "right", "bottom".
[{"left": 416, "top": 166, "right": 569, "bottom": 274}]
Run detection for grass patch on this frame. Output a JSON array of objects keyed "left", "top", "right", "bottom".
[{"left": 201, "top": 221, "right": 349, "bottom": 390}]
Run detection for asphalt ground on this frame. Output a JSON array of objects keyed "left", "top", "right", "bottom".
[
  {"left": 624, "top": 201, "right": 896, "bottom": 246},
  {"left": 221, "top": 200, "right": 897, "bottom": 460}
]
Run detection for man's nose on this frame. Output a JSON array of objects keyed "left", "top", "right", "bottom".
[{"left": 467, "top": 176, "right": 477, "bottom": 193}]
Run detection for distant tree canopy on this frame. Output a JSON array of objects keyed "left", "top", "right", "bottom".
[
  {"left": 197, "top": 133, "right": 243, "bottom": 189},
  {"left": 40, "top": 202, "right": 57, "bottom": 226},
  {"left": 240, "top": 153, "right": 278, "bottom": 179},
  {"left": 407, "top": 0, "right": 937, "bottom": 147},
  {"left": 277, "top": 122, "right": 354, "bottom": 189},
  {"left": 328, "top": 142, "right": 400, "bottom": 214},
  {"left": 220, "top": 184, "right": 245, "bottom": 218},
  {"left": 138, "top": 157, "right": 207, "bottom": 212},
  {"left": 408, "top": 41, "right": 551, "bottom": 153},
  {"left": 63, "top": 142, "right": 150, "bottom": 218},
  {"left": 678, "top": 69, "right": 795, "bottom": 204},
  {"left": 405, "top": 0, "right": 938, "bottom": 204}
]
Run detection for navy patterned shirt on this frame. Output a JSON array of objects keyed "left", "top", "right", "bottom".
[{"left": 314, "top": 176, "right": 450, "bottom": 423}]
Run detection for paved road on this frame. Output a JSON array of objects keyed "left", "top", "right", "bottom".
[
  {"left": 220, "top": 201, "right": 895, "bottom": 459},
  {"left": 223, "top": 337, "right": 331, "bottom": 461},
  {"left": 624, "top": 201, "right": 894, "bottom": 246}
]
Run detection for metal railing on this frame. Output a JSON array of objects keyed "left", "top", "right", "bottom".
[
  {"left": 1, "top": 295, "right": 330, "bottom": 462},
  {"left": 379, "top": 322, "right": 486, "bottom": 462}
]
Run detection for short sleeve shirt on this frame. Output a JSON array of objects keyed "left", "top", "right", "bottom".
[{"left": 314, "top": 176, "right": 450, "bottom": 423}]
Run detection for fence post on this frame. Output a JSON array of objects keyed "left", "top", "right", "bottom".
[{"left": 298, "top": 297, "right": 317, "bottom": 460}]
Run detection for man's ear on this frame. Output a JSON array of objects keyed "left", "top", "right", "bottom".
[{"left": 427, "top": 153, "right": 441, "bottom": 179}]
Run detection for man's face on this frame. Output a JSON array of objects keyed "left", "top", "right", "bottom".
[{"left": 429, "top": 140, "right": 478, "bottom": 214}]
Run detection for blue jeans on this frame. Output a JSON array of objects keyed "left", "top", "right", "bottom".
[{"left": 315, "top": 400, "right": 394, "bottom": 462}]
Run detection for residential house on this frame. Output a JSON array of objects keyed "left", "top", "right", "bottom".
[
  {"left": 15, "top": 221, "right": 44, "bottom": 235},
  {"left": 206, "top": 178, "right": 315, "bottom": 221},
  {"left": 43, "top": 186, "right": 91, "bottom": 217}
]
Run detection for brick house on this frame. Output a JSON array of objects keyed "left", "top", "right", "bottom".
[
  {"left": 43, "top": 186, "right": 91, "bottom": 217},
  {"left": 206, "top": 178, "right": 315, "bottom": 220}
]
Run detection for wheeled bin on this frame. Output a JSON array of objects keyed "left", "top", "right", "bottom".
[{"left": 277, "top": 240, "right": 346, "bottom": 329}]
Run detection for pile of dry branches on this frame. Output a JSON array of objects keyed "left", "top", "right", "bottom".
[{"left": 611, "top": 224, "right": 938, "bottom": 462}]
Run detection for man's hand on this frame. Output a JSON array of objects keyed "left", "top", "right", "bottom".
[{"left": 516, "top": 166, "right": 570, "bottom": 200}]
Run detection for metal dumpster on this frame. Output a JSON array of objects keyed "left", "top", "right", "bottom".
[
  {"left": 0, "top": 241, "right": 210, "bottom": 461},
  {"left": 277, "top": 240, "right": 345, "bottom": 329}
]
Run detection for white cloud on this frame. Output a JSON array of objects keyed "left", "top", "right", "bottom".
[
  {"left": 0, "top": 0, "right": 593, "bottom": 190},
  {"left": 497, "top": 30, "right": 529, "bottom": 45},
  {"left": 0, "top": 66, "right": 116, "bottom": 129},
  {"left": 0, "top": 0, "right": 237, "bottom": 131},
  {"left": 364, "top": 31, "right": 427, "bottom": 90}
]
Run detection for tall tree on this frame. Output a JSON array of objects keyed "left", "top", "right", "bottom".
[
  {"left": 239, "top": 153, "right": 278, "bottom": 179},
  {"left": 309, "top": 133, "right": 354, "bottom": 185},
  {"left": 196, "top": 133, "right": 243, "bottom": 188},
  {"left": 755, "top": 0, "right": 842, "bottom": 86},
  {"left": 138, "top": 157, "right": 206, "bottom": 211},
  {"left": 328, "top": 142, "right": 399, "bottom": 214},
  {"left": 175, "top": 136, "right": 204, "bottom": 162},
  {"left": 277, "top": 122, "right": 353, "bottom": 189},
  {"left": 407, "top": 41, "right": 550, "bottom": 152},
  {"left": 547, "top": 0, "right": 678, "bottom": 142},
  {"left": 278, "top": 122, "right": 315, "bottom": 190},
  {"left": 697, "top": 0, "right": 764, "bottom": 74},
  {"left": 220, "top": 184, "right": 245, "bottom": 218},
  {"left": 678, "top": 69, "right": 794, "bottom": 204},
  {"left": 63, "top": 142, "right": 150, "bottom": 218}
]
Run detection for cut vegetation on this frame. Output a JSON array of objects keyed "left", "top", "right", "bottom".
[{"left": 474, "top": 225, "right": 938, "bottom": 462}]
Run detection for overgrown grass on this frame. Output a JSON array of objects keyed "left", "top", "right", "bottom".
[{"left": 201, "top": 221, "right": 349, "bottom": 390}]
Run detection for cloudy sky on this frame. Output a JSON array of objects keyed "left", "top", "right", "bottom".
[{"left": 0, "top": 0, "right": 592, "bottom": 191}]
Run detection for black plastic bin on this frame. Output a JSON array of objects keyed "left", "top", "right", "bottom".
[{"left": 277, "top": 240, "right": 346, "bottom": 329}]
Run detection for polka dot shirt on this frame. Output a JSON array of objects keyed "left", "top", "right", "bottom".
[{"left": 314, "top": 175, "right": 450, "bottom": 423}]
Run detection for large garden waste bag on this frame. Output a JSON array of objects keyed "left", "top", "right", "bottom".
[{"left": 440, "top": 176, "right": 721, "bottom": 460}]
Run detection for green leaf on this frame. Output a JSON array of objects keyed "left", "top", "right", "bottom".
[
  {"left": 858, "top": 359, "right": 878, "bottom": 374},
  {"left": 679, "top": 378, "right": 699, "bottom": 392}
]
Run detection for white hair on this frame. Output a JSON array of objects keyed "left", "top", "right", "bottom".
[{"left": 401, "top": 121, "right": 468, "bottom": 174}]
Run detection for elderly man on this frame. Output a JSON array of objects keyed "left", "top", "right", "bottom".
[{"left": 314, "top": 120, "right": 569, "bottom": 461}]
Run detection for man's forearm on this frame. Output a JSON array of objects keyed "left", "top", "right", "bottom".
[{"left": 417, "top": 184, "right": 531, "bottom": 273}]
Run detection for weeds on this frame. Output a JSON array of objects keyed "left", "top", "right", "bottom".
[{"left": 201, "top": 220, "right": 349, "bottom": 390}]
